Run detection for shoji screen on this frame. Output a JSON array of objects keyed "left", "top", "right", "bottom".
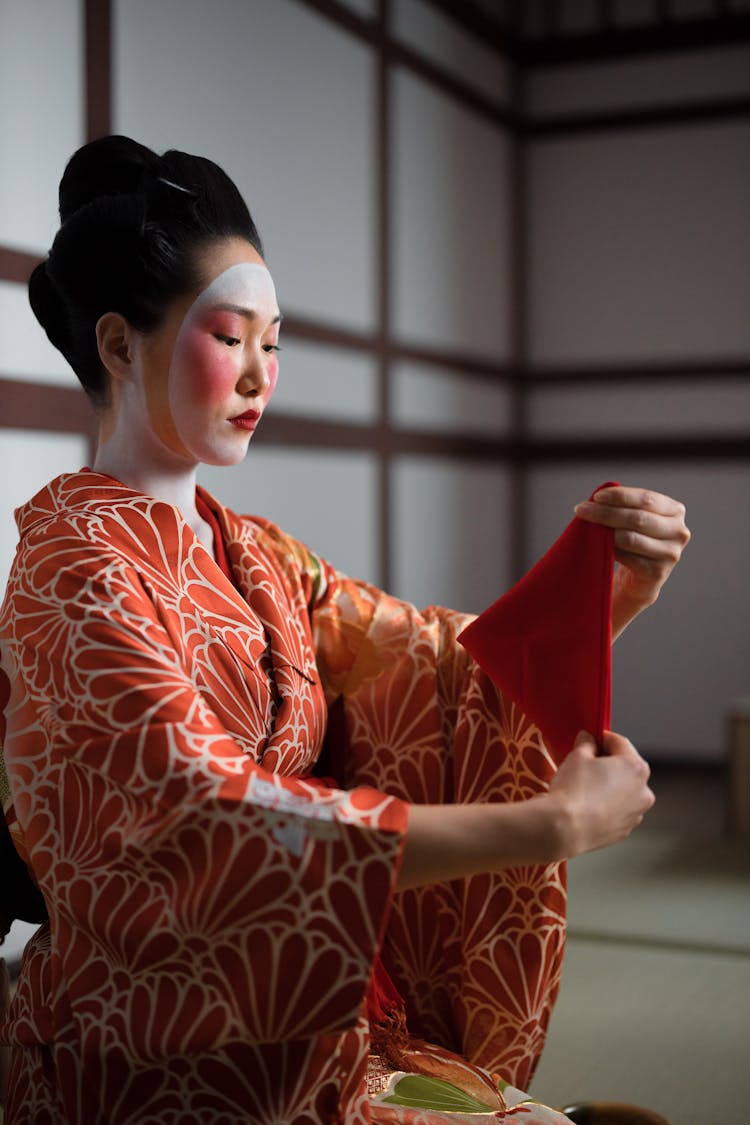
[
  {"left": 112, "top": 0, "right": 517, "bottom": 603},
  {"left": 389, "top": 51, "right": 516, "bottom": 612},
  {"left": 526, "top": 49, "right": 750, "bottom": 760},
  {"left": 114, "top": 0, "right": 383, "bottom": 580},
  {"left": 0, "top": 1, "right": 91, "bottom": 585}
]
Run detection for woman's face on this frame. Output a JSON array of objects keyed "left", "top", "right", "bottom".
[{"left": 139, "top": 237, "right": 281, "bottom": 468}]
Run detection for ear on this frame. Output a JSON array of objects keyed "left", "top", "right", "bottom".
[{"left": 96, "top": 312, "right": 137, "bottom": 382}]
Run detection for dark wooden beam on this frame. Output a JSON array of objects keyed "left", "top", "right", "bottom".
[
  {"left": 0, "top": 377, "right": 97, "bottom": 443},
  {"left": 251, "top": 412, "right": 750, "bottom": 465},
  {"left": 0, "top": 248, "right": 42, "bottom": 284},
  {"left": 85, "top": 0, "right": 112, "bottom": 140},
  {"left": 521, "top": 435, "right": 750, "bottom": 463},
  {"left": 529, "top": 96, "right": 750, "bottom": 137},
  {"left": 527, "top": 359, "right": 750, "bottom": 384},
  {"left": 425, "top": 0, "right": 750, "bottom": 67},
  {"left": 289, "top": 0, "right": 380, "bottom": 46},
  {"left": 520, "top": 12, "right": 750, "bottom": 66},
  {"left": 422, "top": 0, "right": 512, "bottom": 53},
  {"left": 387, "top": 37, "right": 518, "bottom": 131},
  {"left": 277, "top": 313, "right": 377, "bottom": 354}
]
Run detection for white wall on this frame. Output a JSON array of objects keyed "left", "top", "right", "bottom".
[
  {"left": 527, "top": 463, "right": 750, "bottom": 759},
  {"left": 112, "top": 0, "right": 516, "bottom": 610},
  {"left": 115, "top": 0, "right": 378, "bottom": 334},
  {"left": 0, "top": 0, "right": 86, "bottom": 593},
  {"left": 528, "top": 122, "right": 750, "bottom": 363},
  {"left": 0, "top": 0, "right": 83, "bottom": 254},
  {"left": 390, "top": 67, "right": 514, "bottom": 359},
  {"left": 526, "top": 49, "right": 750, "bottom": 760},
  {"left": 392, "top": 457, "right": 513, "bottom": 614}
]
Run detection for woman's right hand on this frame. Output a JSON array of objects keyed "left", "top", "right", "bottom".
[
  {"left": 547, "top": 730, "right": 655, "bottom": 858},
  {"left": 398, "top": 729, "right": 654, "bottom": 889}
]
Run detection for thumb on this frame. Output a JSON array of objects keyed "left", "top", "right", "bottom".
[{"left": 572, "top": 729, "right": 596, "bottom": 755}]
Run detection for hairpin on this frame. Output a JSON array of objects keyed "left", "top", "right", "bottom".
[{"left": 155, "top": 176, "right": 195, "bottom": 196}]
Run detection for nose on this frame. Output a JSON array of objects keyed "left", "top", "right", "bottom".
[{"left": 236, "top": 353, "right": 270, "bottom": 398}]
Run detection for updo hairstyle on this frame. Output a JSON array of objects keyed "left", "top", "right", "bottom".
[{"left": 29, "top": 135, "right": 263, "bottom": 408}]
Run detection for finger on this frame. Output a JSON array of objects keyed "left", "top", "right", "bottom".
[
  {"left": 602, "top": 733, "right": 652, "bottom": 782},
  {"left": 590, "top": 486, "right": 685, "bottom": 518},
  {"left": 613, "top": 532, "right": 684, "bottom": 563},
  {"left": 571, "top": 730, "right": 597, "bottom": 757},
  {"left": 576, "top": 485, "right": 687, "bottom": 524},
  {"left": 577, "top": 501, "right": 689, "bottom": 545},
  {"left": 600, "top": 730, "right": 640, "bottom": 760}
]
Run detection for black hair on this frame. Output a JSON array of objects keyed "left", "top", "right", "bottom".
[{"left": 28, "top": 135, "right": 264, "bottom": 408}]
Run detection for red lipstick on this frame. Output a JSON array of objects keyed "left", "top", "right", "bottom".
[{"left": 229, "top": 409, "right": 261, "bottom": 430}]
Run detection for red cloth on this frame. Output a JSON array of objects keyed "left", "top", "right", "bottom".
[{"left": 458, "top": 483, "right": 618, "bottom": 761}]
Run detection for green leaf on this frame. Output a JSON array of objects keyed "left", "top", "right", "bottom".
[{"left": 383, "top": 1074, "right": 499, "bottom": 1112}]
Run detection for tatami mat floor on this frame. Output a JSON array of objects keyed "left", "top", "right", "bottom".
[{"left": 531, "top": 767, "right": 750, "bottom": 1125}]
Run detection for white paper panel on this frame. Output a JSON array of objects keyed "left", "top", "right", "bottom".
[
  {"left": 393, "top": 0, "right": 511, "bottom": 105},
  {"left": 391, "top": 69, "right": 513, "bottom": 359},
  {"left": 392, "top": 456, "right": 512, "bottom": 614},
  {"left": 528, "top": 123, "right": 750, "bottom": 362},
  {"left": 0, "top": 0, "right": 83, "bottom": 252},
  {"left": 270, "top": 341, "right": 377, "bottom": 422},
  {"left": 0, "top": 281, "right": 76, "bottom": 384},
  {"left": 114, "top": 0, "right": 376, "bottom": 331},
  {"left": 0, "top": 430, "right": 89, "bottom": 594},
  {"left": 527, "top": 463, "right": 750, "bottom": 760},
  {"left": 529, "top": 46, "right": 750, "bottom": 117},
  {"left": 528, "top": 379, "right": 750, "bottom": 436},
  {"left": 392, "top": 361, "right": 512, "bottom": 435},
  {"left": 198, "top": 447, "right": 378, "bottom": 585}
]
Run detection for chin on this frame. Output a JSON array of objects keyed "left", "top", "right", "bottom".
[{"left": 201, "top": 443, "right": 253, "bottom": 468}]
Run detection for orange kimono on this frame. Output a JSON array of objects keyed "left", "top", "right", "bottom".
[{"left": 0, "top": 472, "right": 569, "bottom": 1123}]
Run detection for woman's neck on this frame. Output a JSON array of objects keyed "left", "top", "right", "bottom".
[{"left": 93, "top": 438, "right": 212, "bottom": 551}]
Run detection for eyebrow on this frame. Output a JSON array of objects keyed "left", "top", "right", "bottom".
[{"left": 212, "top": 302, "right": 283, "bottom": 325}]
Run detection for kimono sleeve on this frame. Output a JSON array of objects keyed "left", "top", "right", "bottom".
[
  {"left": 248, "top": 518, "right": 558, "bottom": 804},
  {"left": 0, "top": 541, "right": 408, "bottom": 1066},
  {"left": 250, "top": 518, "right": 568, "bottom": 1092}
]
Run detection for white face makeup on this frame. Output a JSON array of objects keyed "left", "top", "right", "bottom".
[
  {"left": 146, "top": 258, "right": 282, "bottom": 467},
  {"left": 95, "top": 238, "right": 280, "bottom": 503},
  {"left": 180, "top": 262, "right": 279, "bottom": 329}
]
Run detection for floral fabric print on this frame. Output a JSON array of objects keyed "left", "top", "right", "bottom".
[{"left": 0, "top": 472, "right": 568, "bottom": 1123}]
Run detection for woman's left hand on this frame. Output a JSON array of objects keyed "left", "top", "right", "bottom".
[{"left": 574, "top": 484, "right": 691, "bottom": 640}]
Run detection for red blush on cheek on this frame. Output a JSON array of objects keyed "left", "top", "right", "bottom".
[
  {"left": 174, "top": 328, "right": 238, "bottom": 404},
  {"left": 266, "top": 356, "right": 279, "bottom": 400}
]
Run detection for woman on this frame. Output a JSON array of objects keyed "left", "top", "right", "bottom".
[{"left": 0, "top": 136, "right": 689, "bottom": 1124}]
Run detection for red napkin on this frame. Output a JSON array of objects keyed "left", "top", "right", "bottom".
[{"left": 458, "top": 483, "right": 618, "bottom": 761}]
